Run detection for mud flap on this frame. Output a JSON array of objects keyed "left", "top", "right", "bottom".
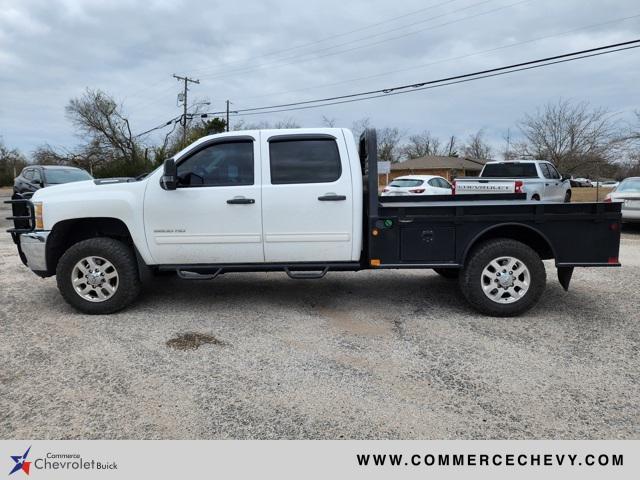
[{"left": 557, "top": 266, "right": 574, "bottom": 291}]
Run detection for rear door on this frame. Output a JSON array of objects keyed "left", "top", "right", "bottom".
[{"left": 261, "top": 132, "right": 353, "bottom": 262}]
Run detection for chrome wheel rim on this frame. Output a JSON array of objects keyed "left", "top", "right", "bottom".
[
  {"left": 481, "top": 256, "right": 530, "bottom": 304},
  {"left": 71, "top": 256, "right": 119, "bottom": 302}
]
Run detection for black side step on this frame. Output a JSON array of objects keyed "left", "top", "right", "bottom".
[
  {"left": 177, "top": 268, "right": 222, "bottom": 280},
  {"left": 284, "top": 266, "right": 329, "bottom": 280}
]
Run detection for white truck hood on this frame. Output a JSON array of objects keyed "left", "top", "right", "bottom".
[{"left": 32, "top": 178, "right": 139, "bottom": 201}]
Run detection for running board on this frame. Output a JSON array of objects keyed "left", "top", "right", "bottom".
[
  {"left": 284, "top": 266, "right": 329, "bottom": 280},
  {"left": 162, "top": 262, "right": 361, "bottom": 279},
  {"left": 177, "top": 268, "right": 222, "bottom": 280}
]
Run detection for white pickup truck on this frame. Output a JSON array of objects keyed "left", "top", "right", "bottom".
[
  {"left": 454, "top": 160, "right": 572, "bottom": 202},
  {"left": 6, "top": 129, "right": 622, "bottom": 317}
]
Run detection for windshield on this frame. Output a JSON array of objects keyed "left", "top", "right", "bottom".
[
  {"left": 44, "top": 169, "right": 92, "bottom": 184},
  {"left": 481, "top": 163, "right": 538, "bottom": 178},
  {"left": 617, "top": 179, "right": 640, "bottom": 192},
  {"left": 389, "top": 179, "right": 424, "bottom": 187}
]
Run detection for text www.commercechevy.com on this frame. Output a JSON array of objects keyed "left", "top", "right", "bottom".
[{"left": 356, "top": 452, "right": 623, "bottom": 468}]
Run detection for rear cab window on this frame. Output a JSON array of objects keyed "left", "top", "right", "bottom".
[
  {"left": 481, "top": 163, "right": 539, "bottom": 178},
  {"left": 269, "top": 138, "right": 341, "bottom": 184}
]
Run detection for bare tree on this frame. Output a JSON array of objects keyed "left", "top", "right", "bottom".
[
  {"left": 233, "top": 118, "right": 300, "bottom": 131},
  {"left": 445, "top": 135, "right": 459, "bottom": 157},
  {"left": 517, "top": 99, "right": 620, "bottom": 173},
  {"left": 66, "top": 88, "right": 141, "bottom": 164},
  {"left": 377, "top": 127, "right": 404, "bottom": 163},
  {"left": 401, "top": 131, "right": 443, "bottom": 159},
  {"left": 350, "top": 117, "right": 372, "bottom": 139},
  {"left": 463, "top": 129, "right": 492, "bottom": 160},
  {"left": 0, "top": 138, "right": 27, "bottom": 186},
  {"left": 321, "top": 115, "right": 337, "bottom": 127},
  {"left": 33, "top": 140, "right": 108, "bottom": 175}
]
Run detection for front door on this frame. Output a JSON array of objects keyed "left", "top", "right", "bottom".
[
  {"left": 144, "top": 136, "right": 264, "bottom": 264},
  {"left": 261, "top": 133, "right": 353, "bottom": 262}
]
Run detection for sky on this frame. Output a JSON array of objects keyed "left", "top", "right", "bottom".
[{"left": 0, "top": 0, "right": 639, "bottom": 157}]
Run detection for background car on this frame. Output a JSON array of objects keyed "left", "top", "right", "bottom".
[
  {"left": 381, "top": 175, "right": 453, "bottom": 196},
  {"left": 14, "top": 165, "right": 93, "bottom": 197},
  {"left": 592, "top": 179, "right": 619, "bottom": 189},
  {"left": 605, "top": 177, "right": 640, "bottom": 222},
  {"left": 570, "top": 177, "right": 593, "bottom": 187}
]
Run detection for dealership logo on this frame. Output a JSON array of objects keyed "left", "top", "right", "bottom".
[
  {"left": 7, "top": 447, "right": 118, "bottom": 475},
  {"left": 8, "top": 446, "right": 31, "bottom": 476}
]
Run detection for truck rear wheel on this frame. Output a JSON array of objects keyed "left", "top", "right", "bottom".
[
  {"left": 459, "top": 238, "right": 546, "bottom": 317},
  {"left": 56, "top": 237, "right": 141, "bottom": 314}
]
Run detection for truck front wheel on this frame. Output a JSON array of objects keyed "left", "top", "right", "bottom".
[
  {"left": 56, "top": 237, "right": 141, "bottom": 314},
  {"left": 459, "top": 238, "right": 546, "bottom": 316}
]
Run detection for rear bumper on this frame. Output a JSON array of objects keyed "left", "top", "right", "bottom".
[
  {"left": 19, "top": 231, "right": 50, "bottom": 275},
  {"left": 621, "top": 209, "right": 640, "bottom": 222}
]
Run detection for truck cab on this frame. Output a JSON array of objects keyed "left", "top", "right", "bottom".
[{"left": 144, "top": 129, "right": 362, "bottom": 265}]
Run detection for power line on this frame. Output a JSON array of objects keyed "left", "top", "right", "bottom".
[
  {"left": 227, "top": 44, "right": 640, "bottom": 117},
  {"left": 196, "top": 0, "right": 526, "bottom": 80},
  {"left": 188, "top": 0, "right": 462, "bottom": 75},
  {"left": 234, "top": 13, "right": 640, "bottom": 103},
  {"left": 134, "top": 40, "right": 639, "bottom": 136},
  {"left": 217, "top": 39, "right": 640, "bottom": 114},
  {"left": 125, "top": 0, "right": 528, "bottom": 123}
]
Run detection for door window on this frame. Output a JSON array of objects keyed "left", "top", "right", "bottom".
[
  {"left": 437, "top": 178, "right": 452, "bottom": 189},
  {"left": 32, "top": 170, "right": 42, "bottom": 183},
  {"left": 23, "top": 169, "right": 33, "bottom": 181},
  {"left": 269, "top": 138, "right": 341, "bottom": 184},
  {"left": 546, "top": 164, "right": 561, "bottom": 179},
  {"left": 540, "top": 163, "right": 553, "bottom": 179},
  {"left": 176, "top": 141, "right": 254, "bottom": 187},
  {"left": 427, "top": 178, "right": 440, "bottom": 187}
]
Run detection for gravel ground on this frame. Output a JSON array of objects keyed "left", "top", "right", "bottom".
[{"left": 0, "top": 190, "right": 638, "bottom": 439}]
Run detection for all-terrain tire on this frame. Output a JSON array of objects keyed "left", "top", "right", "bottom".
[
  {"left": 459, "top": 238, "right": 546, "bottom": 317},
  {"left": 56, "top": 237, "right": 141, "bottom": 314}
]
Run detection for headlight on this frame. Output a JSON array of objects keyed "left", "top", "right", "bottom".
[{"left": 33, "top": 202, "right": 44, "bottom": 229}]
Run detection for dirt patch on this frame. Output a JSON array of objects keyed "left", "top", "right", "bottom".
[
  {"left": 166, "top": 332, "right": 224, "bottom": 351},
  {"left": 571, "top": 187, "right": 613, "bottom": 202}
]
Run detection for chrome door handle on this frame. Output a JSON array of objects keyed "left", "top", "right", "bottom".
[
  {"left": 318, "top": 194, "right": 346, "bottom": 201},
  {"left": 227, "top": 197, "right": 255, "bottom": 205}
]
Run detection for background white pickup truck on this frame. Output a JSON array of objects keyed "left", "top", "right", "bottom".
[{"left": 454, "top": 160, "right": 572, "bottom": 202}]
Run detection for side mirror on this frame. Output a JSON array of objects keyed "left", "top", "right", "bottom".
[{"left": 160, "top": 159, "right": 177, "bottom": 190}]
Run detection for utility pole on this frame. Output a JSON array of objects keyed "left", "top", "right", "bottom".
[
  {"left": 225, "top": 100, "right": 230, "bottom": 132},
  {"left": 173, "top": 74, "right": 200, "bottom": 145}
]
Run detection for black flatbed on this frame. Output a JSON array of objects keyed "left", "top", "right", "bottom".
[{"left": 358, "top": 129, "right": 622, "bottom": 277}]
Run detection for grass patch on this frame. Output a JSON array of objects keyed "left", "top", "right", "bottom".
[{"left": 571, "top": 187, "right": 613, "bottom": 203}]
